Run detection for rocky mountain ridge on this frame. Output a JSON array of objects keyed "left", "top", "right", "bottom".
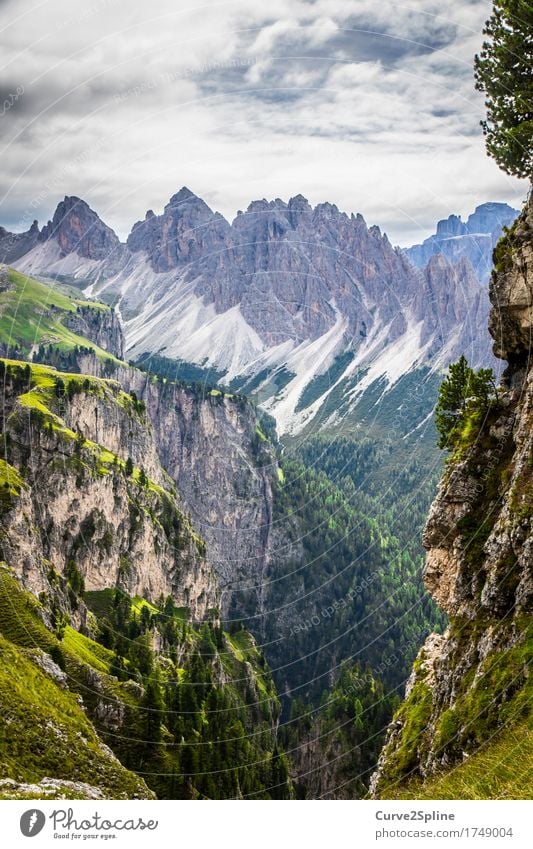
[
  {"left": 406, "top": 202, "right": 518, "bottom": 284},
  {"left": 7, "top": 190, "right": 510, "bottom": 436}
]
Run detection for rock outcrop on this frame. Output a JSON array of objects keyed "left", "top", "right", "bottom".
[
  {"left": 406, "top": 202, "right": 519, "bottom": 283},
  {"left": 39, "top": 196, "right": 121, "bottom": 261},
  {"left": 0, "top": 220, "right": 40, "bottom": 264},
  {"left": 371, "top": 193, "right": 532, "bottom": 797},
  {"left": 63, "top": 304, "right": 124, "bottom": 359},
  {"left": 0, "top": 363, "right": 218, "bottom": 620}
]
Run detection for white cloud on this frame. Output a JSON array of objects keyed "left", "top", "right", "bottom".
[{"left": 0, "top": 0, "right": 526, "bottom": 244}]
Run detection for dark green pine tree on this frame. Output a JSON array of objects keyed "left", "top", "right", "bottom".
[
  {"left": 474, "top": 0, "right": 533, "bottom": 178},
  {"left": 142, "top": 669, "right": 165, "bottom": 746},
  {"left": 435, "top": 355, "right": 473, "bottom": 449},
  {"left": 436, "top": 356, "right": 498, "bottom": 449}
]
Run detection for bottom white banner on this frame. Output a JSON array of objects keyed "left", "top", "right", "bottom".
[{"left": 1, "top": 799, "right": 531, "bottom": 848}]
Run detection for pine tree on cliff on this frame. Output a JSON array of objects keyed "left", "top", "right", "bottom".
[
  {"left": 435, "top": 356, "right": 471, "bottom": 448},
  {"left": 436, "top": 356, "right": 497, "bottom": 449},
  {"left": 474, "top": 0, "right": 533, "bottom": 178}
]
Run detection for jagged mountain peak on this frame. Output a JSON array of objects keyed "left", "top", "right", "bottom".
[
  {"left": 0, "top": 218, "right": 40, "bottom": 264},
  {"left": 126, "top": 186, "right": 229, "bottom": 272},
  {"left": 406, "top": 201, "right": 519, "bottom": 283},
  {"left": 164, "top": 185, "right": 213, "bottom": 212},
  {"left": 243, "top": 197, "right": 287, "bottom": 215},
  {"left": 435, "top": 212, "right": 466, "bottom": 237},
  {"left": 38, "top": 195, "right": 120, "bottom": 260},
  {"left": 6, "top": 188, "right": 513, "bottom": 436},
  {"left": 288, "top": 193, "right": 309, "bottom": 207}
]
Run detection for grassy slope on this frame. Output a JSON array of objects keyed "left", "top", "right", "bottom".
[
  {"left": 376, "top": 621, "right": 533, "bottom": 800},
  {"left": 0, "top": 561, "right": 285, "bottom": 799},
  {"left": 388, "top": 722, "right": 532, "bottom": 800},
  {"left": 0, "top": 565, "right": 150, "bottom": 798},
  {"left": 0, "top": 267, "right": 116, "bottom": 360}
]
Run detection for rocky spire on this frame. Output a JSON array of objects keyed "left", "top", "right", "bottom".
[{"left": 39, "top": 196, "right": 120, "bottom": 260}]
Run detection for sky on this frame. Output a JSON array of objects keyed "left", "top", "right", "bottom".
[{"left": 0, "top": 0, "right": 527, "bottom": 245}]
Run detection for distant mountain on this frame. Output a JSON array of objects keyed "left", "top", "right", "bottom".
[
  {"left": 10, "top": 190, "right": 508, "bottom": 437},
  {"left": 405, "top": 202, "right": 519, "bottom": 283},
  {"left": 0, "top": 220, "right": 40, "bottom": 264}
]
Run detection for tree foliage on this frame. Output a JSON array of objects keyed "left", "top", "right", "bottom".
[
  {"left": 435, "top": 356, "right": 498, "bottom": 450},
  {"left": 474, "top": 0, "right": 533, "bottom": 178},
  {"left": 86, "top": 589, "right": 293, "bottom": 799}
]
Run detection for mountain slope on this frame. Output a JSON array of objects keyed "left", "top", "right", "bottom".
[
  {"left": 9, "top": 190, "right": 502, "bottom": 438},
  {"left": 0, "top": 269, "right": 443, "bottom": 780},
  {"left": 0, "top": 265, "right": 123, "bottom": 360},
  {"left": 371, "top": 194, "right": 533, "bottom": 800},
  {"left": 0, "top": 356, "right": 292, "bottom": 799}
]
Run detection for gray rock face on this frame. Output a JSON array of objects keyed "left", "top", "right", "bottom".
[
  {"left": 489, "top": 198, "right": 533, "bottom": 368},
  {"left": 124, "top": 190, "right": 420, "bottom": 348},
  {"left": 0, "top": 220, "right": 40, "bottom": 263},
  {"left": 39, "top": 196, "right": 121, "bottom": 261},
  {"left": 127, "top": 186, "right": 230, "bottom": 273},
  {"left": 63, "top": 305, "right": 124, "bottom": 359},
  {"left": 406, "top": 202, "right": 519, "bottom": 283},
  {"left": 107, "top": 364, "right": 278, "bottom": 616},
  {"left": 414, "top": 254, "right": 491, "bottom": 358},
  {"left": 29, "top": 649, "right": 69, "bottom": 688},
  {"left": 7, "top": 189, "right": 507, "bottom": 433},
  {"left": 1, "top": 372, "right": 218, "bottom": 620}
]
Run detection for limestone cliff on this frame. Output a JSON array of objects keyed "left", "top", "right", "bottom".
[
  {"left": 67, "top": 355, "right": 278, "bottom": 618},
  {"left": 371, "top": 194, "right": 533, "bottom": 798},
  {"left": 63, "top": 304, "right": 124, "bottom": 359},
  {"left": 0, "top": 361, "right": 218, "bottom": 621},
  {"left": 0, "top": 356, "right": 293, "bottom": 799}
]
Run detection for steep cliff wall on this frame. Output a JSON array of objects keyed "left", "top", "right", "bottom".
[
  {"left": 65, "top": 354, "right": 281, "bottom": 618},
  {"left": 63, "top": 304, "right": 124, "bottom": 359},
  {"left": 104, "top": 365, "right": 278, "bottom": 617},
  {"left": 0, "top": 360, "right": 218, "bottom": 620},
  {"left": 371, "top": 195, "right": 533, "bottom": 798},
  {"left": 0, "top": 357, "right": 293, "bottom": 799}
]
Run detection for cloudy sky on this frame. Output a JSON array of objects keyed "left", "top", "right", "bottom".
[{"left": 0, "top": 0, "right": 527, "bottom": 244}]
